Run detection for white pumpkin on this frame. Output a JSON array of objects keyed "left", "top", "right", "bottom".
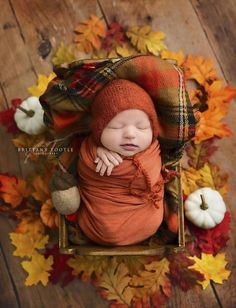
[
  {"left": 184, "top": 187, "right": 226, "bottom": 229},
  {"left": 14, "top": 96, "right": 46, "bottom": 135}
]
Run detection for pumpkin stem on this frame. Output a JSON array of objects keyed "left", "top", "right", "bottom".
[
  {"left": 200, "top": 194, "right": 208, "bottom": 210},
  {"left": 17, "top": 106, "right": 35, "bottom": 117}
]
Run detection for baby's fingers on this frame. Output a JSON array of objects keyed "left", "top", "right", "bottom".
[
  {"left": 106, "top": 164, "right": 115, "bottom": 176},
  {"left": 99, "top": 163, "right": 107, "bottom": 176},
  {"left": 95, "top": 159, "right": 103, "bottom": 172}
]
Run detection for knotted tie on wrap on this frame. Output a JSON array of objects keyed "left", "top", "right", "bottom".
[{"left": 77, "top": 136, "right": 164, "bottom": 246}]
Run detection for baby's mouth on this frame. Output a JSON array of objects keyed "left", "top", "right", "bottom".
[{"left": 120, "top": 144, "right": 139, "bottom": 150}]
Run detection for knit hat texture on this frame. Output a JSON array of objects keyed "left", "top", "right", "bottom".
[{"left": 90, "top": 79, "right": 160, "bottom": 145}]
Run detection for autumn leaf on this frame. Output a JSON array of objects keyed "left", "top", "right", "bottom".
[
  {"left": 116, "top": 43, "right": 138, "bottom": 57},
  {"left": 185, "top": 140, "right": 218, "bottom": 170},
  {"left": 40, "top": 199, "right": 59, "bottom": 228},
  {"left": 205, "top": 80, "right": 236, "bottom": 107},
  {"left": 196, "top": 162, "right": 229, "bottom": 195},
  {"left": 67, "top": 255, "right": 108, "bottom": 281},
  {"left": 182, "top": 167, "right": 201, "bottom": 196},
  {"left": 15, "top": 203, "right": 45, "bottom": 236},
  {"left": 52, "top": 42, "right": 76, "bottom": 66},
  {"left": 12, "top": 133, "right": 48, "bottom": 161},
  {"left": 74, "top": 15, "right": 106, "bottom": 53},
  {"left": 27, "top": 73, "right": 56, "bottom": 97},
  {"left": 116, "top": 256, "right": 149, "bottom": 276},
  {"left": 129, "top": 258, "right": 171, "bottom": 298},
  {"left": 188, "top": 253, "right": 231, "bottom": 289},
  {"left": 21, "top": 251, "right": 53, "bottom": 286},
  {"left": 0, "top": 99, "right": 21, "bottom": 134},
  {"left": 0, "top": 175, "right": 32, "bottom": 207},
  {"left": 168, "top": 253, "right": 205, "bottom": 291},
  {"left": 183, "top": 55, "right": 218, "bottom": 84},
  {"left": 44, "top": 244, "right": 75, "bottom": 286},
  {"left": 126, "top": 26, "right": 167, "bottom": 55},
  {"left": 99, "top": 258, "right": 133, "bottom": 306},
  {"left": 161, "top": 50, "right": 185, "bottom": 66},
  {"left": 101, "top": 22, "right": 126, "bottom": 52},
  {"left": 187, "top": 212, "right": 231, "bottom": 254},
  {"left": 193, "top": 104, "right": 233, "bottom": 144},
  {"left": 31, "top": 175, "right": 50, "bottom": 203},
  {"left": 10, "top": 232, "right": 49, "bottom": 257}
]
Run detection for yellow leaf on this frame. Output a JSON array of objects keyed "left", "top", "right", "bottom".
[
  {"left": 126, "top": 26, "right": 167, "bottom": 55},
  {"left": 182, "top": 167, "right": 201, "bottom": 196},
  {"left": 52, "top": 42, "right": 76, "bottom": 66},
  {"left": 99, "top": 258, "right": 133, "bottom": 305},
  {"left": 130, "top": 258, "right": 171, "bottom": 298},
  {"left": 21, "top": 252, "right": 53, "bottom": 286},
  {"left": 183, "top": 55, "right": 218, "bottom": 84},
  {"left": 0, "top": 175, "right": 32, "bottom": 208},
  {"left": 27, "top": 73, "right": 56, "bottom": 97},
  {"left": 188, "top": 253, "right": 230, "bottom": 289},
  {"left": 196, "top": 163, "right": 229, "bottom": 196},
  {"left": 74, "top": 15, "right": 106, "bottom": 53},
  {"left": 10, "top": 232, "right": 49, "bottom": 257},
  {"left": 67, "top": 255, "right": 108, "bottom": 280},
  {"left": 116, "top": 43, "right": 138, "bottom": 57},
  {"left": 161, "top": 50, "right": 185, "bottom": 66}
]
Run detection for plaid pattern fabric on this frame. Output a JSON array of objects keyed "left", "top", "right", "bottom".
[{"left": 40, "top": 55, "right": 198, "bottom": 166}]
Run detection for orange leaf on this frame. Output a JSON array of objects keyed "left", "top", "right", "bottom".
[
  {"left": 193, "top": 106, "right": 233, "bottom": 144},
  {"left": 183, "top": 55, "right": 218, "bottom": 84},
  {"left": 15, "top": 203, "right": 45, "bottom": 236},
  {"left": 205, "top": 80, "right": 236, "bottom": 107},
  {"left": 0, "top": 175, "right": 32, "bottom": 208},
  {"left": 31, "top": 175, "right": 50, "bottom": 203},
  {"left": 74, "top": 15, "right": 106, "bottom": 53},
  {"left": 15, "top": 216, "right": 45, "bottom": 237},
  {"left": 40, "top": 199, "right": 59, "bottom": 228}
]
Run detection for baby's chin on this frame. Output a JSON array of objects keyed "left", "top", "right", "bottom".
[{"left": 117, "top": 147, "right": 145, "bottom": 157}]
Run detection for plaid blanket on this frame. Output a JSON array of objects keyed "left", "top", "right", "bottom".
[{"left": 40, "top": 55, "right": 198, "bottom": 167}]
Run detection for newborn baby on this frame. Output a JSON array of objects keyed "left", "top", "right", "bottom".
[{"left": 75, "top": 79, "right": 165, "bottom": 246}]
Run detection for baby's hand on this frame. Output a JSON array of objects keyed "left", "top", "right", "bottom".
[{"left": 95, "top": 147, "right": 123, "bottom": 176}]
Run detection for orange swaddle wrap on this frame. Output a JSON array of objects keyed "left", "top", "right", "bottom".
[{"left": 77, "top": 136, "right": 164, "bottom": 246}]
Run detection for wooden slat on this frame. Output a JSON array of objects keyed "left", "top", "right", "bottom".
[
  {"left": 11, "top": 0, "right": 102, "bottom": 75},
  {"left": 0, "top": 244, "right": 19, "bottom": 308},
  {"left": 191, "top": 0, "right": 236, "bottom": 84},
  {"left": 0, "top": 214, "right": 108, "bottom": 308}
]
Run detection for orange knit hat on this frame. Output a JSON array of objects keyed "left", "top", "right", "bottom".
[{"left": 90, "top": 79, "right": 160, "bottom": 145}]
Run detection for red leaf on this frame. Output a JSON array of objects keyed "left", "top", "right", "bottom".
[
  {"left": 168, "top": 253, "right": 205, "bottom": 291},
  {"left": 101, "top": 22, "right": 126, "bottom": 51},
  {"left": 44, "top": 244, "right": 75, "bottom": 286},
  {"left": 187, "top": 211, "right": 231, "bottom": 254},
  {"left": 0, "top": 99, "right": 21, "bottom": 134},
  {"left": 185, "top": 139, "right": 218, "bottom": 169}
]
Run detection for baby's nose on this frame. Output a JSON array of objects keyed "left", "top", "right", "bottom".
[{"left": 123, "top": 126, "right": 136, "bottom": 138}]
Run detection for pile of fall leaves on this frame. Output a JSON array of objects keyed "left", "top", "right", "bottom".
[{"left": 0, "top": 15, "right": 236, "bottom": 307}]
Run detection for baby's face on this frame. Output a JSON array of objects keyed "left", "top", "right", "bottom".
[{"left": 101, "top": 109, "right": 153, "bottom": 157}]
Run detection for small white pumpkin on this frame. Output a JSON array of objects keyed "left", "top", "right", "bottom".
[
  {"left": 184, "top": 187, "right": 226, "bottom": 229},
  {"left": 14, "top": 96, "right": 46, "bottom": 135}
]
